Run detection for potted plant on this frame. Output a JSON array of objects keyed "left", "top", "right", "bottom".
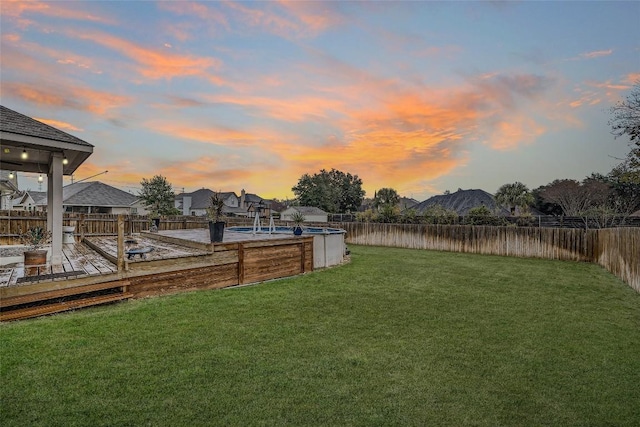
[
  {"left": 149, "top": 210, "right": 160, "bottom": 232},
  {"left": 19, "top": 226, "right": 52, "bottom": 276},
  {"left": 291, "top": 211, "right": 305, "bottom": 235},
  {"left": 206, "top": 192, "right": 226, "bottom": 242}
]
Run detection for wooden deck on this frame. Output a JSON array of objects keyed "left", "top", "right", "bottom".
[
  {"left": 0, "top": 229, "right": 316, "bottom": 321},
  {"left": 0, "top": 229, "right": 280, "bottom": 287},
  {"left": 0, "top": 243, "right": 117, "bottom": 288}
]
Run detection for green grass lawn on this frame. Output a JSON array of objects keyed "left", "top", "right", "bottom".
[{"left": 2, "top": 245, "right": 639, "bottom": 426}]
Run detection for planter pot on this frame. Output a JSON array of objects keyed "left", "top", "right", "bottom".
[
  {"left": 62, "top": 226, "right": 76, "bottom": 244},
  {"left": 293, "top": 226, "right": 303, "bottom": 236},
  {"left": 24, "top": 249, "right": 47, "bottom": 277},
  {"left": 209, "top": 221, "right": 226, "bottom": 243}
]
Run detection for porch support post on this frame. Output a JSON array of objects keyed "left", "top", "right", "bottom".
[{"left": 48, "top": 153, "right": 64, "bottom": 265}]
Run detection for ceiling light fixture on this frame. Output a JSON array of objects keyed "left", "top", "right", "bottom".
[
  {"left": 9, "top": 171, "right": 15, "bottom": 179},
  {"left": 21, "top": 149, "right": 28, "bottom": 160},
  {"left": 62, "top": 155, "right": 69, "bottom": 165},
  {"left": 38, "top": 174, "right": 44, "bottom": 183}
]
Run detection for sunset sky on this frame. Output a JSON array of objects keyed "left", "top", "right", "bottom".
[{"left": 1, "top": 1, "right": 638, "bottom": 202}]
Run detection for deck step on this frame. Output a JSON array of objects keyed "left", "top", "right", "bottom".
[{"left": 0, "top": 293, "right": 130, "bottom": 322}]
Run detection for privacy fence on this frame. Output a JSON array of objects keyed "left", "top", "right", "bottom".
[
  {"left": 340, "top": 222, "right": 639, "bottom": 293},
  {"left": 328, "top": 213, "right": 640, "bottom": 228}
]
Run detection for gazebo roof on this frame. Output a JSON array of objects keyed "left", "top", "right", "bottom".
[{"left": 0, "top": 105, "right": 93, "bottom": 175}]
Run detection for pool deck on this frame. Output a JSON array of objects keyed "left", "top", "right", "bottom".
[
  {"left": 0, "top": 228, "right": 316, "bottom": 321},
  {"left": 0, "top": 229, "right": 302, "bottom": 288}
]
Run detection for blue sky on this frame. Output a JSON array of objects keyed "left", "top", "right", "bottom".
[{"left": 1, "top": 1, "right": 638, "bottom": 201}]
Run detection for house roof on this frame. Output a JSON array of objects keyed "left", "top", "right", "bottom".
[
  {"left": 413, "top": 189, "right": 510, "bottom": 216},
  {"left": 289, "top": 206, "right": 328, "bottom": 216},
  {"left": 41, "top": 181, "right": 140, "bottom": 207},
  {"left": 176, "top": 188, "right": 216, "bottom": 210},
  {"left": 13, "top": 190, "right": 47, "bottom": 206},
  {"left": 399, "top": 197, "right": 419, "bottom": 210},
  {"left": 176, "top": 189, "right": 240, "bottom": 210},
  {"left": 0, "top": 106, "right": 92, "bottom": 147},
  {"left": 0, "top": 105, "right": 93, "bottom": 175},
  {"left": 244, "top": 192, "right": 263, "bottom": 203}
]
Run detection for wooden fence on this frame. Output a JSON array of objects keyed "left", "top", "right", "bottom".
[
  {"left": 329, "top": 214, "right": 640, "bottom": 228},
  {"left": 593, "top": 228, "right": 640, "bottom": 293},
  {"left": 0, "top": 212, "right": 213, "bottom": 244},
  {"left": 341, "top": 223, "right": 639, "bottom": 292},
  {"left": 0, "top": 212, "right": 300, "bottom": 244}
]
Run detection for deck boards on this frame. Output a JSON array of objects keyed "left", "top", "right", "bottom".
[{"left": 0, "top": 243, "right": 117, "bottom": 287}]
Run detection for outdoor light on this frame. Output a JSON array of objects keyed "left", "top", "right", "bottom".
[
  {"left": 8, "top": 172, "right": 15, "bottom": 179},
  {"left": 21, "top": 149, "right": 28, "bottom": 160},
  {"left": 62, "top": 156, "right": 69, "bottom": 165},
  {"left": 38, "top": 174, "right": 44, "bottom": 183}
]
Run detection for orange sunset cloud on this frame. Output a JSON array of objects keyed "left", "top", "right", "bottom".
[
  {"left": 1, "top": 82, "right": 130, "bottom": 115},
  {"left": 64, "top": 28, "right": 221, "bottom": 81}
]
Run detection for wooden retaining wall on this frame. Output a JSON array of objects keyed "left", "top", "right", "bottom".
[
  {"left": 0, "top": 237, "right": 314, "bottom": 321},
  {"left": 341, "top": 223, "right": 639, "bottom": 292}
]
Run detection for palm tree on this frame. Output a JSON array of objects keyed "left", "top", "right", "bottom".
[
  {"left": 495, "top": 182, "right": 534, "bottom": 215},
  {"left": 373, "top": 188, "right": 400, "bottom": 210}
]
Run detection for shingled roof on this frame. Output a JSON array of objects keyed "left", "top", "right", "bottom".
[
  {"left": 0, "top": 105, "right": 92, "bottom": 148},
  {"left": 290, "top": 206, "right": 327, "bottom": 215},
  {"left": 175, "top": 188, "right": 216, "bottom": 210},
  {"left": 413, "top": 189, "right": 510, "bottom": 216},
  {"left": 60, "top": 181, "right": 139, "bottom": 207}
]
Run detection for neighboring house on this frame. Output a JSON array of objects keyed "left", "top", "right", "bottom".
[
  {"left": 175, "top": 188, "right": 276, "bottom": 218},
  {"left": 12, "top": 190, "right": 47, "bottom": 211},
  {"left": 60, "top": 181, "right": 142, "bottom": 214},
  {"left": 175, "top": 189, "right": 239, "bottom": 216},
  {"left": 0, "top": 170, "right": 19, "bottom": 210},
  {"left": 413, "top": 188, "right": 510, "bottom": 216},
  {"left": 21, "top": 181, "right": 143, "bottom": 214},
  {"left": 399, "top": 197, "right": 420, "bottom": 210},
  {"left": 280, "top": 206, "right": 328, "bottom": 223},
  {"left": 359, "top": 196, "right": 419, "bottom": 212}
]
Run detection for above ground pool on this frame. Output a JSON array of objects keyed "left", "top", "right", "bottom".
[
  {"left": 226, "top": 225, "right": 347, "bottom": 268},
  {"left": 226, "top": 226, "right": 345, "bottom": 235}
]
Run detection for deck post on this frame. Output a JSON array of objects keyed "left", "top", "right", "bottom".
[
  {"left": 237, "top": 243, "right": 244, "bottom": 285},
  {"left": 79, "top": 214, "right": 85, "bottom": 241},
  {"left": 117, "top": 215, "right": 125, "bottom": 272}
]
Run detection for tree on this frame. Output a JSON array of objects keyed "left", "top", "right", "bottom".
[
  {"left": 608, "top": 159, "right": 640, "bottom": 218},
  {"left": 292, "top": 168, "right": 365, "bottom": 213},
  {"left": 494, "top": 182, "right": 534, "bottom": 215},
  {"left": 609, "top": 80, "right": 640, "bottom": 144},
  {"left": 373, "top": 188, "right": 400, "bottom": 210},
  {"left": 139, "top": 175, "right": 181, "bottom": 216},
  {"left": 422, "top": 204, "right": 458, "bottom": 225},
  {"left": 606, "top": 80, "right": 640, "bottom": 217},
  {"left": 532, "top": 186, "right": 563, "bottom": 215},
  {"left": 464, "top": 205, "right": 506, "bottom": 226},
  {"left": 538, "top": 179, "right": 610, "bottom": 217}
]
